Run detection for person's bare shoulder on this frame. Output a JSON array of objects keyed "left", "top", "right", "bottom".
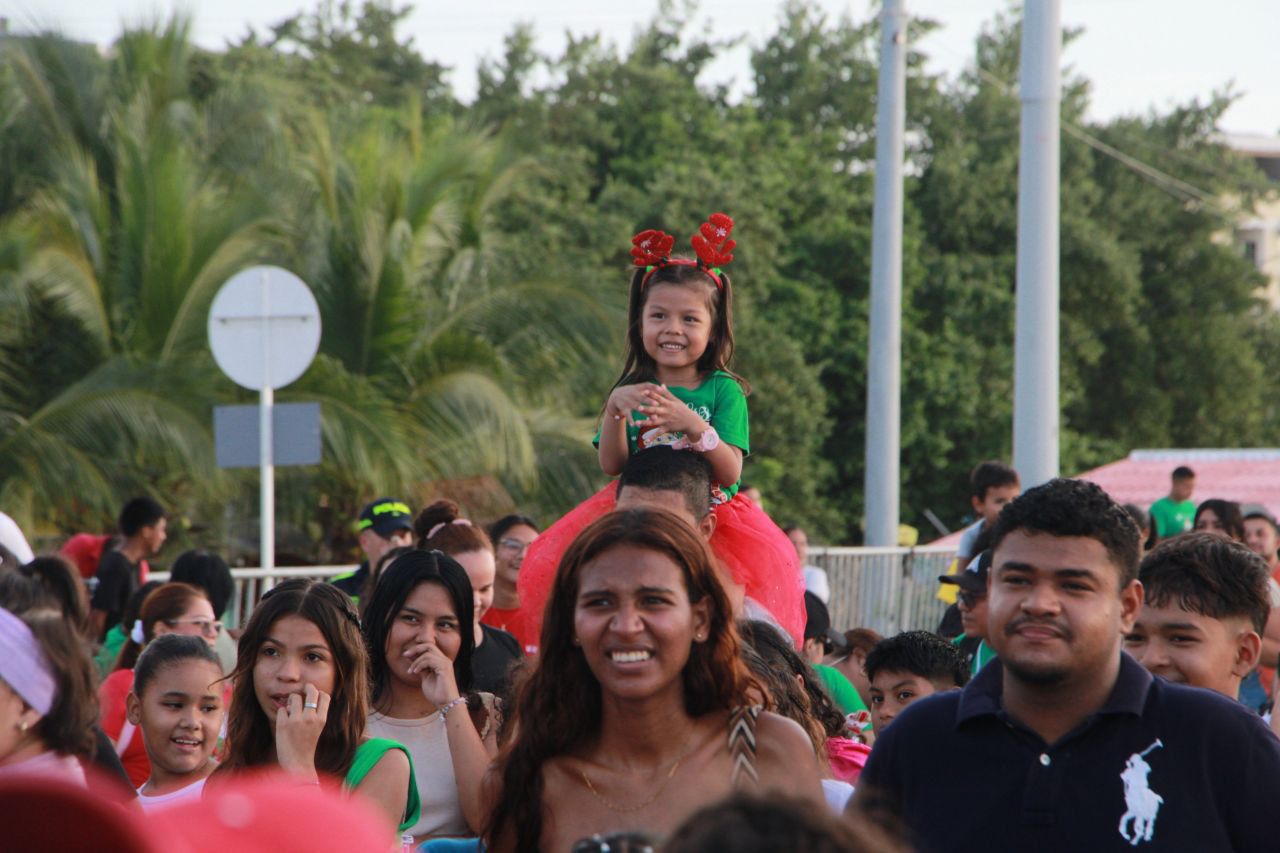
[{"left": 754, "top": 711, "right": 824, "bottom": 802}]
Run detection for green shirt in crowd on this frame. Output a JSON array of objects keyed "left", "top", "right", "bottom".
[
  {"left": 814, "top": 663, "right": 868, "bottom": 717},
  {"left": 1149, "top": 496, "right": 1196, "bottom": 538},
  {"left": 594, "top": 370, "right": 749, "bottom": 498}
]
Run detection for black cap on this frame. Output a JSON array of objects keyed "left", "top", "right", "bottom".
[
  {"left": 803, "top": 592, "right": 848, "bottom": 652},
  {"left": 357, "top": 498, "right": 413, "bottom": 538},
  {"left": 938, "top": 549, "right": 992, "bottom": 594}
]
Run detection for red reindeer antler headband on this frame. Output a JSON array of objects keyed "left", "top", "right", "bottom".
[{"left": 631, "top": 213, "right": 736, "bottom": 290}]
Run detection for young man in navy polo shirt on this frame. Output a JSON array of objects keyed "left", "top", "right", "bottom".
[{"left": 857, "top": 478, "right": 1280, "bottom": 852}]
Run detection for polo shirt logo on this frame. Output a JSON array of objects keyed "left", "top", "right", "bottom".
[{"left": 1118, "top": 739, "right": 1164, "bottom": 846}]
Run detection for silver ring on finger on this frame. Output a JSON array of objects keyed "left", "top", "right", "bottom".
[{"left": 303, "top": 702, "right": 319, "bottom": 710}]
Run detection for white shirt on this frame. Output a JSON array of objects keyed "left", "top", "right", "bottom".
[
  {"left": 803, "top": 565, "right": 831, "bottom": 604},
  {"left": 137, "top": 777, "right": 208, "bottom": 811},
  {"left": 368, "top": 708, "right": 473, "bottom": 838},
  {"left": 0, "top": 511, "right": 34, "bottom": 564}
]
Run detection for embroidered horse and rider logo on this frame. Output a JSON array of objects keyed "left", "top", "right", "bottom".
[{"left": 1118, "top": 739, "right": 1164, "bottom": 846}]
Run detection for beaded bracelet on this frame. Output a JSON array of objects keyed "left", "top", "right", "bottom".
[{"left": 439, "top": 696, "right": 467, "bottom": 719}]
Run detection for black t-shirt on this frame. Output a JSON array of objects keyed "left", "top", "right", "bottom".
[
  {"left": 859, "top": 653, "right": 1280, "bottom": 852},
  {"left": 90, "top": 549, "right": 139, "bottom": 637},
  {"left": 471, "top": 623, "right": 523, "bottom": 696}
]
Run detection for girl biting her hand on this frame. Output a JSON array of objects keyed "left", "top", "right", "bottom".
[{"left": 212, "top": 579, "right": 420, "bottom": 834}]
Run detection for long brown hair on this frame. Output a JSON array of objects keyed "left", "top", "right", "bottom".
[
  {"left": 484, "top": 507, "right": 759, "bottom": 850},
  {"left": 215, "top": 579, "right": 369, "bottom": 779},
  {"left": 611, "top": 261, "right": 749, "bottom": 393},
  {"left": 22, "top": 609, "right": 98, "bottom": 757},
  {"left": 114, "top": 582, "right": 208, "bottom": 671}
]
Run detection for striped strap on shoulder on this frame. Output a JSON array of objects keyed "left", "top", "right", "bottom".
[{"left": 728, "top": 705, "right": 762, "bottom": 790}]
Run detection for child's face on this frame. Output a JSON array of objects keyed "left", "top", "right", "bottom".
[
  {"left": 127, "top": 659, "right": 224, "bottom": 778},
  {"left": 869, "top": 669, "right": 947, "bottom": 731},
  {"left": 1124, "top": 602, "right": 1260, "bottom": 698},
  {"left": 640, "top": 283, "right": 713, "bottom": 382},
  {"left": 253, "top": 615, "right": 337, "bottom": 726},
  {"left": 1244, "top": 518, "right": 1279, "bottom": 564},
  {"left": 972, "top": 484, "right": 1020, "bottom": 527}
]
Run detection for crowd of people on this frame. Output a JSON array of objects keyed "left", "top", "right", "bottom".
[{"left": 2, "top": 216, "right": 1279, "bottom": 851}]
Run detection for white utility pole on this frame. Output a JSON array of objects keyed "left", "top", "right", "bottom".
[
  {"left": 1013, "top": 0, "right": 1062, "bottom": 488},
  {"left": 864, "top": 0, "right": 907, "bottom": 546}
]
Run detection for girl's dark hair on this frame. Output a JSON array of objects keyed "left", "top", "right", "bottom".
[
  {"left": 115, "top": 583, "right": 209, "bottom": 671},
  {"left": 415, "top": 500, "right": 493, "bottom": 555},
  {"left": 17, "top": 557, "right": 91, "bottom": 638},
  {"left": 362, "top": 549, "right": 476, "bottom": 708},
  {"left": 1195, "top": 499, "right": 1246, "bottom": 542},
  {"left": 169, "top": 550, "right": 234, "bottom": 617},
  {"left": 488, "top": 514, "right": 539, "bottom": 542},
  {"left": 215, "top": 579, "right": 369, "bottom": 779},
  {"left": 120, "top": 581, "right": 163, "bottom": 638},
  {"left": 485, "top": 507, "right": 757, "bottom": 851},
  {"left": 611, "top": 261, "right": 749, "bottom": 394},
  {"left": 133, "top": 633, "right": 222, "bottom": 696},
  {"left": 21, "top": 609, "right": 98, "bottom": 757},
  {"left": 739, "top": 620, "right": 845, "bottom": 742},
  {"left": 359, "top": 545, "right": 413, "bottom": 618}
]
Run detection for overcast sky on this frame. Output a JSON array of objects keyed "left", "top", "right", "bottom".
[{"left": 7, "top": 0, "right": 1277, "bottom": 134}]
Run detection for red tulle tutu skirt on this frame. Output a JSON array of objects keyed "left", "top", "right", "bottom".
[{"left": 514, "top": 483, "right": 806, "bottom": 649}]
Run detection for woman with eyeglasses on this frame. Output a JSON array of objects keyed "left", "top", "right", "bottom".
[
  {"left": 98, "top": 582, "right": 221, "bottom": 786},
  {"left": 483, "top": 514, "right": 539, "bottom": 647}
]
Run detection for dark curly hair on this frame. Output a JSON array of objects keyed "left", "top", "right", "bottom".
[
  {"left": 484, "top": 507, "right": 758, "bottom": 851},
  {"left": 989, "top": 478, "right": 1140, "bottom": 586},
  {"left": 864, "top": 630, "right": 969, "bottom": 689}
]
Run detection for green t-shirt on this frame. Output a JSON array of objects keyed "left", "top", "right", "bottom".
[
  {"left": 344, "top": 737, "right": 420, "bottom": 833},
  {"left": 1150, "top": 497, "right": 1195, "bottom": 538},
  {"left": 94, "top": 624, "right": 127, "bottom": 679},
  {"left": 951, "top": 633, "right": 997, "bottom": 678},
  {"left": 595, "top": 370, "right": 749, "bottom": 498},
  {"left": 814, "top": 663, "right": 868, "bottom": 717}
]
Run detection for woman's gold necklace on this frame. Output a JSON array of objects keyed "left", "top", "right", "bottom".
[{"left": 578, "top": 726, "right": 698, "bottom": 813}]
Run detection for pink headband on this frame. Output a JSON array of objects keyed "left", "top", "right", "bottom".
[
  {"left": 426, "top": 518, "right": 472, "bottom": 540},
  {"left": 0, "top": 607, "right": 56, "bottom": 716}
]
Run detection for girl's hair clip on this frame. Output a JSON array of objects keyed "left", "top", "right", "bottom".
[{"left": 630, "top": 214, "right": 735, "bottom": 290}]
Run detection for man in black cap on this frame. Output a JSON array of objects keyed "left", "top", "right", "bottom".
[
  {"left": 939, "top": 550, "right": 997, "bottom": 678},
  {"left": 802, "top": 590, "right": 865, "bottom": 717},
  {"left": 332, "top": 497, "right": 413, "bottom": 601}
]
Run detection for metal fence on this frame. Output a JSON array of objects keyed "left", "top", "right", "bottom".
[
  {"left": 812, "top": 545, "right": 958, "bottom": 636},
  {"left": 162, "top": 545, "right": 959, "bottom": 635}
]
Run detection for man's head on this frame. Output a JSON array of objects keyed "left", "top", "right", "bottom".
[
  {"left": 783, "top": 525, "right": 808, "bottom": 566},
  {"left": 1170, "top": 466, "right": 1195, "bottom": 502},
  {"left": 356, "top": 498, "right": 413, "bottom": 566},
  {"left": 119, "top": 497, "right": 167, "bottom": 555},
  {"left": 938, "top": 550, "right": 992, "bottom": 641},
  {"left": 1243, "top": 507, "right": 1279, "bottom": 569},
  {"left": 1124, "top": 533, "right": 1267, "bottom": 698},
  {"left": 864, "top": 630, "right": 968, "bottom": 730},
  {"left": 969, "top": 461, "right": 1020, "bottom": 527},
  {"left": 616, "top": 447, "right": 716, "bottom": 540},
  {"left": 987, "top": 479, "right": 1143, "bottom": 690}
]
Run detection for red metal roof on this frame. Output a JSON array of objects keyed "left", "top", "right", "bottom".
[{"left": 925, "top": 449, "right": 1280, "bottom": 546}]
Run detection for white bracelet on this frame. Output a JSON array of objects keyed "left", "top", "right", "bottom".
[{"left": 439, "top": 697, "right": 467, "bottom": 719}]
